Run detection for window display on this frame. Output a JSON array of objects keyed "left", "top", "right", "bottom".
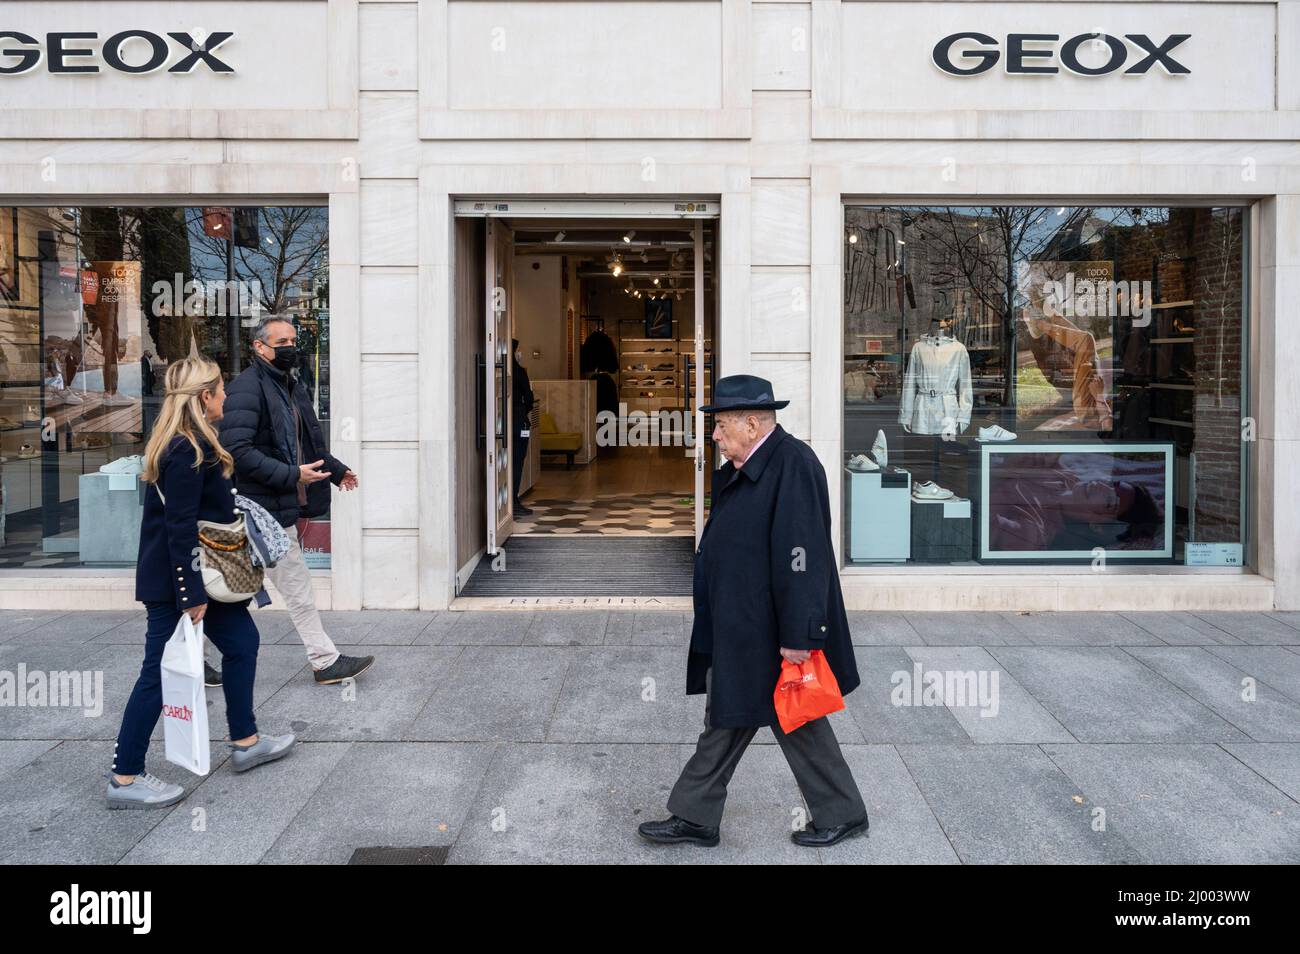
[
  {"left": 843, "top": 204, "right": 1247, "bottom": 566},
  {"left": 0, "top": 205, "right": 330, "bottom": 568}
]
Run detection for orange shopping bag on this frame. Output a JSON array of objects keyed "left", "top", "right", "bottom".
[{"left": 774, "top": 649, "right": 844, "bottom": 734}]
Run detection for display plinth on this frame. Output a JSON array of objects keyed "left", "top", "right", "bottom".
[
  {"left": 846, "top": 466, "right": 911, "bottom": 562},
  {"left": 77, "top": 472, "right": 143, "bottom": 565},
  {"left": 911, "top": 496, "right": 973, "bottom": 563}
]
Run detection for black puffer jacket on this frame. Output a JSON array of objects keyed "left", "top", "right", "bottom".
[{"left": 219, "top": 357, "right": 346, "bottom": 527}]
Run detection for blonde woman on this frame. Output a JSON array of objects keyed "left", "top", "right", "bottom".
[{"left": 107, "top": 352, "right": 295, "bottom": 809}]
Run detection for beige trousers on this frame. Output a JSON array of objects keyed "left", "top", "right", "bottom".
[{"left": 264, "top": 523, "right": 340, "bottom": 670}]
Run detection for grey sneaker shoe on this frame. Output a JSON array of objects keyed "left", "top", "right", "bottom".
[
  {"left": 105, "top": 772, "right": 186, "bottom": 810},
  {"left": 230, "top": 732, "right": 296, "bottom": 773}
]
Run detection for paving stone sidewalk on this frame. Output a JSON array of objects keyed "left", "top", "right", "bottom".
[{"left": 2, "top": 608, "right": 1299, "bottom": 865}]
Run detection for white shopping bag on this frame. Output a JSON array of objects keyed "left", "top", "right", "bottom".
[{"left": 160, "top": 614, "right": 211, "bottom": 776}]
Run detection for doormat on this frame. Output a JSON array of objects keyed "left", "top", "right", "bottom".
[{"left": 348, "top": 846, "right": 450, "bottom": 865}]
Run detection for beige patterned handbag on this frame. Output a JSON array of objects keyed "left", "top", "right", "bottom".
[{"left": 157, "top": 486, "right": 264, "bottom": 602}]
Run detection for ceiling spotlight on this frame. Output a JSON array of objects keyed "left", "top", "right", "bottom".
[
  {"left": 623, "top": 230, "right": 636, "bottom": 244},
  {"left": 555, "top": 230, "right": 566, "bottom": 241},
  {"left": 848, "top": 232, "right": 858, "bottom": 244},
  {"left": 896, "top": 239, "right": 906, "bottom": 245},
  {"left": 610, "top": 255, "right": 623, "bottom": 277},
  {"left": 640, "top": 249, "right": 649, "bottom": 263},
  {"left": 653, "top": 277, "right": 660, "bottom": 286}
]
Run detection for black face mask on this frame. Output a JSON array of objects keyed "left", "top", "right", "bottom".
[{"left": 265, "top": 345, "right": 297, "bottom": 371}]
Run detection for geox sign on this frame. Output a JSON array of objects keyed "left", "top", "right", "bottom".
[
  {"left": 932, "top": 33, "right": 1191, "bottom": 76},
  {"left": 0, "top": 30, "right": 234, "bottom": 74}
]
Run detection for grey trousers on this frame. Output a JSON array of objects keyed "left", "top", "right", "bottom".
[{"left": 667, "top": 668, "right": 867, "bottom": 830}]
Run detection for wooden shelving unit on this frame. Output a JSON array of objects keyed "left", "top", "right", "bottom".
[{"left": 616, "top": 318, "right": 711, "bottom": 413}]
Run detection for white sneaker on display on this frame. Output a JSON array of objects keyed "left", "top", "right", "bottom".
[
  {"left": 45, "top": 389, "right": 65, "bottom": 407},
  {"left": 847, "top": 454, "right": 879, "bottom": 473},
  {"left": 977, "top": 425, "right": 1017, "bottom": 442},
  {"left": 102, "top": 392, "right": 135, "bottom": 407},
  {"left": 912, "top": 480, "right": 954, "bottom": 500},
  {"left": 100, "top": 455, "right": 144, "bottom": 476},
  {"left": 62, "top": 390, "right": 84, "bottom": 405},
  {"left": 871, "top": 429, "right": 888, "bottom": 467}
]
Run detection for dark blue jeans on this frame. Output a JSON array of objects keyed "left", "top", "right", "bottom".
[{"left": 113, "top": 600, "right": 260, "bottom": 777}]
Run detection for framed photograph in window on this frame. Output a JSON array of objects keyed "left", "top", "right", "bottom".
[{"left": 980, "top": 441, "right": 1174, "bottom": 560}]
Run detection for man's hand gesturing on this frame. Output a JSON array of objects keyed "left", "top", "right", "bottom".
[{"left": 298, "top": 459, "right": 330, "bottom": 484}]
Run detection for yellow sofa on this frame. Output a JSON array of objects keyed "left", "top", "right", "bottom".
[{"left": 538, "top": 412, "right": 582, "bottom": 469}]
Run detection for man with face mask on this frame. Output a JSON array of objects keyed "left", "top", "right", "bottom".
[{"left": 218, "top": 316, "right": 375, "bottom": 685}]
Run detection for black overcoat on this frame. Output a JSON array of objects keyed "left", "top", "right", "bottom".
[{"left": 687, "top": 423, "right": 860, "bottom": 728}]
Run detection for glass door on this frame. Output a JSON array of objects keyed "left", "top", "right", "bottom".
[{"left": 484, "top": 219, "right": 514, "bottom": 554}]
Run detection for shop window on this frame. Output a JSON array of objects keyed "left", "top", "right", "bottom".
[
  {"left": 842, "top": 205, "right": 1246, "bottom": 568},
  {"left": 0, "top": 206, "right": 331, "bottom": 569}
]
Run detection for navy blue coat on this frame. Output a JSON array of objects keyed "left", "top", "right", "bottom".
[
  {"left": 688, "top": 424, "right": 860, "bottom": 728},
  {"left": 218, "top": 357, "right": 346, "bottom": 527},
  {"left": 135, "top": 435, "right": 239, "bottom": 611}
]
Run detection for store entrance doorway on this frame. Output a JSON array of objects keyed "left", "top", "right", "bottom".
[{"left": 450, "top": 200, "right": 718, "bottom": 598}]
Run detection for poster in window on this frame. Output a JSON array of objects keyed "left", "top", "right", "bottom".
[
  {"left": 1014, "top": 260, "right": 1114, "bottom": 433},
  {"left": 0, "top": 209, "right": 16, "bottom": 300}
]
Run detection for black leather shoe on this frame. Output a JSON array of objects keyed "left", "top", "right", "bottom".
[
  {"left": 204, "top": 662, "right": 223, "bottom": 688},
  {"left": 313, "top": 654, "right": 375, "bottom": 685},
  {"left": 637, "top": 815, "right": 720, "bottom": 847},
  {"left": 791, "top": 816, "right": 869, "bottom": 847}
]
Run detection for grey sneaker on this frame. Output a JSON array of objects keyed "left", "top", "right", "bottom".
[
  {"left": 230, "top": 732, "right": 296, "bottom": 773},
  {"left": 105, "top": 772, "right": 186, "bottom": 810}
]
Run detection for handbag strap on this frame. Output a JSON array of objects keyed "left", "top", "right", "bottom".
[{"left": 197, "top": 530, "right": 246, "bottom": 552}]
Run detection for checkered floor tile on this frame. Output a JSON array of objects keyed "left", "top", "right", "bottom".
[{"left": 513, "top": 492, "right": 704, "bottom": 535}]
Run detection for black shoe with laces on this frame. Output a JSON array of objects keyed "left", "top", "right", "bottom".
[
  {"left": 637, "top": 815, "right": 720, "bottom": 847},
  {"left": 313, "top": 654, "right": 375, "bottom": 685},
  {"left": 204, "top": 662, "right": 223, "bottom": 688}
]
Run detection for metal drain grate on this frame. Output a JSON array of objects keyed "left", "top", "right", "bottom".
[{"left": 348, "top": 846, "right": 450, "bottom": 865}]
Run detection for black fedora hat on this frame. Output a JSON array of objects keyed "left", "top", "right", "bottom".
[{"left": 699, "top": 373, "right": 790, "bottom": 413}]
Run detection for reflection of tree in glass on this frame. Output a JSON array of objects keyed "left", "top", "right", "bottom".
[
  {"left": 185, "top": 207, "right": 328, "bottom": 314},
  {"left": 909, "top": 207, "right": 1072, "bottom": 406}
]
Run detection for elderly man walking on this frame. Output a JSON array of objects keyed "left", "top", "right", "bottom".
[{"left": 639, "top": 374, "right": 868, "bottom": 848}]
